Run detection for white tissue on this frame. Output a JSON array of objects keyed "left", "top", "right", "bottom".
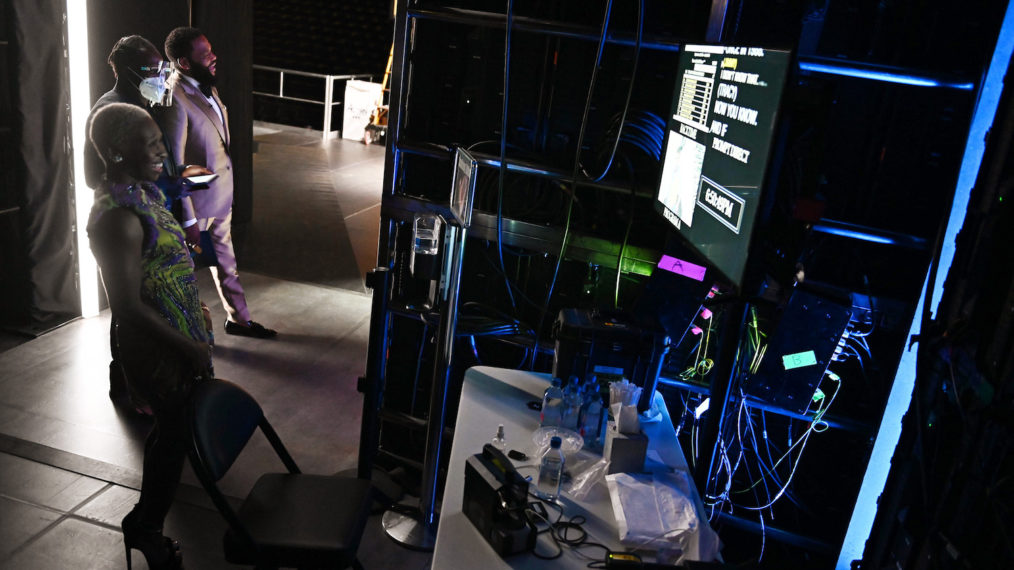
[{"left": 605, "top": 471, "right": 722, "bottom": 564}]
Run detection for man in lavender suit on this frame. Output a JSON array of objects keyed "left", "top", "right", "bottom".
[{"left": 162, "top": 27, "right": 276, "bottom": 339}]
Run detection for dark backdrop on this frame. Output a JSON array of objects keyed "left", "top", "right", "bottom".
[
  {"left": 85, "top": 1, "right": 190, "bottom": 105},
  {"left": 252, "top": 0, "right": 392, "bottom": 76},
  {"left": 3, "top": 0, "right": 254, "bottom": 333},
  {"left": 87, "top": 0, "right": 254, "bottom": 224},
  {"left": 8, "top": 0, "right": 77, "bottom": 330},
  {"left": 192, "top": 0, "right": 254, "bottom": 224}
]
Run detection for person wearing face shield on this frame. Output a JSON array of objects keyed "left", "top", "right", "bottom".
[
  {"left": 84, "top": 35, "right": 214, "bottom": 412},
  {"left": 84, "top": 35, "right": 213, "bottom": 200},
  {"left": 161, "top": 27, "right": 277, "bottom": 339}
]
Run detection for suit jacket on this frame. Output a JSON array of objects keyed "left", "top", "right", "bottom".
[{"left": 161, "top": 74, "right": 234, "bottom": 221}]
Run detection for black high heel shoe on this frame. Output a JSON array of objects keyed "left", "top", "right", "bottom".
[{"left": 121, "top": 509, "right": 183, "bottom": 570}]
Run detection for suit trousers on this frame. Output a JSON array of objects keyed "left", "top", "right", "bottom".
[{"left": 199, "top": 211, "right": 251, "bottom": 323}]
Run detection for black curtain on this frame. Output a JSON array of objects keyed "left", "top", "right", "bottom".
[
  {"left": 10, "top": 0, "right": 77, "bottom": 330},
  {"left": 86, "top": 1, "right": 192, "bottom": 106},
  {"left": 193, "top": 0, "right": 254, "bottom": 225}
]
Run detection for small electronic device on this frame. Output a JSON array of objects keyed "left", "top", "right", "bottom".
[
  {"left": 463, "top": 444, "right": 536, "bottom": 556},
  {"left": 185, "top": 173, "right": 219, "bottom": 185},
  {"left": 449, "top": 147, "right": 477, "bottom": 228},
  {"left": 507, "top": 449, "right": 528, "bottom": 461},
  {"left": 605, "top": 552, "right": 681, "bottom": 569}
]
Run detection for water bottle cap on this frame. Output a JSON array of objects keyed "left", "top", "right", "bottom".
[{"left": 550, "top": 436, "right": 562, "bottom": 448}]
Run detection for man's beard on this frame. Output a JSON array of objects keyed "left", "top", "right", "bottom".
[{"left": 189, "top": 62, "right": 216, "bottom": 87}]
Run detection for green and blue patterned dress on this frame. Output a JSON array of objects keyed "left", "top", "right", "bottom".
[{"left": 88, "top": 181, "right": 211, "bottom": 402}]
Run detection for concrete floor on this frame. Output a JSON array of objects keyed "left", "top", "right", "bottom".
[{"left": 0, "top": 124, "right": 433, "bottom": 569}]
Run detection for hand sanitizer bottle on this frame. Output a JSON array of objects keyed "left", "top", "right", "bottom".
[
  {"left": 491, "top": 424, "right": 506, "bottom": 451},
  {"left": 537, "top": 436, "right": 565, "bottom": 500}
]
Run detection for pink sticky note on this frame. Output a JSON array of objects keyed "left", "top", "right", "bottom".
[{"left": 657, "top": 255, "right": 707, "bottom": 281}]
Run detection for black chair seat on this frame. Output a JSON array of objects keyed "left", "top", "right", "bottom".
[
  {"left": 188, "top": 379, "right": 373, "bottom": 569},
  {"left": 225, "top": 474, "right": 373, "bottom": 567}
]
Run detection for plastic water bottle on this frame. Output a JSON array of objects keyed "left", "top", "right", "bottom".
[
  {"left": 491, "top": 424, "right": 506, "bottom": 452},
  {"left": 540, "top": 378, "right": 564, "bottom": 427},
  {"left": 560, "top": 378, "right": 582, "bottom": 430},
  {"left": 412, "top": 213, "right": 441, "bottom": 256},
  {"left": 537, "top": 436, "right": 565, "bottom": 500},
  {"left": 579, "top": 378, "right": 605, "bottom": 447}
]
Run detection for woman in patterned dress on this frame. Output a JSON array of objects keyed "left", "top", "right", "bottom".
[{"left": 87, "top": 103, "right": 211, "bottom": 569}]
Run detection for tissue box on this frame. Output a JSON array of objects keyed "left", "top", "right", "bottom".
[{"left": 603, "top": 421, "right": 648, "bottom": 474}]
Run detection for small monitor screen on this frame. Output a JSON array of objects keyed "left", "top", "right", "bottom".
[
  {"left": 450, "top": 147, "right": 478, "bottom": 228},
  {"left": 655, "top": 44, "right": 792, "bottom": 289}
]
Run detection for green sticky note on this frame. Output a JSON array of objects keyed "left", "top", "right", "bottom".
[{"left": 782, "top": 350, "right": 817, "bottom": 370}]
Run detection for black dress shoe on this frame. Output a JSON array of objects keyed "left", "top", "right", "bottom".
[
  {"left": 109, "top": 360, "right": 128, "bottom": 399},
  {"left": 224, "top": 319, "right": 278, "bottom": 338}
]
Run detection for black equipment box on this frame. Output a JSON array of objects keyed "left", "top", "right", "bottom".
[
  {"left": 552, "top": 309, "right": 668, "bottom": 410},
  {"left": 743, "top": 289, "right": 853, "bottom": 415},
  {"left": 462, "top": 444, "right": 536, "bottom": 557}
]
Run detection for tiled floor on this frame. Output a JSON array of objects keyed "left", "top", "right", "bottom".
[
  {"left": 0, "top": 124, "right": 433, "bottom": 569},
  {"left": 0, "top": 449, "right": 228, "bottom": 569}
]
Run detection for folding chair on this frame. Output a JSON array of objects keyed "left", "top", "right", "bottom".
[{"left": 188, "top": 379, "right": 373, "bottom": 569}]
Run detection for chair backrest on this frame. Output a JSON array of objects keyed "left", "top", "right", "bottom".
[{"left": 189, "top": 378, "right": 266, "bottom": 482}]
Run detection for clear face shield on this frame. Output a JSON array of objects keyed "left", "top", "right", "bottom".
[{"left": 132, "top": 60, "right": 176, "bottom": 107}]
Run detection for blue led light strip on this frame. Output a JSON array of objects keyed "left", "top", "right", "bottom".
[
  {"left": 799, "top": 60, "right": 975, "bottom": 90},
  {"left": 811, "top": 224, "right": 898, "bottom": 245},
  {"left": 810, "top": 221, "right": 928, "bottom": 249}
]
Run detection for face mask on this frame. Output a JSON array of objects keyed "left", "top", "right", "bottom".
[
  {"left": 138, "top": 76, "right": 167, "bottom": 105},
  {"left": 131, "top": 61, "right": 175, "bottom": 106}
]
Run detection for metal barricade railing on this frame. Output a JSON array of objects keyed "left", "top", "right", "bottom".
[{"left": 252, "top": 65, "right": 374, "bottom": 141}]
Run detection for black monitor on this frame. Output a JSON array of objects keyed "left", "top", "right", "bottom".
[{"left": 654, "top": 44, "right": 792, "bottom": 290}]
